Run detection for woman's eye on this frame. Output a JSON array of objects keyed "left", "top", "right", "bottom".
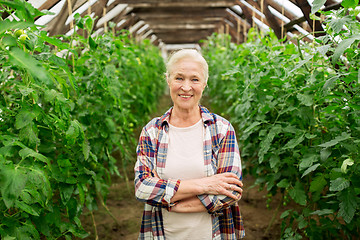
[
  {"left": 176, "top": 77, "right": 183, "bottom": 81},
  {"left": 192, "top": 78, "right": 199, "bottom": 82}
]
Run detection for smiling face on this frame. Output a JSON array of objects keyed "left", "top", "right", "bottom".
[{"left": 167, "top": 58, "right": 207, "bottom": 112}]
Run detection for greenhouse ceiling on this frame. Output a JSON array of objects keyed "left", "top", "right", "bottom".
[{"left": 19, "top": 0, "right": 350, "bottom": 47}]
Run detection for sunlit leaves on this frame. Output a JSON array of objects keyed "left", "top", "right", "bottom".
[
  {"left": 330, "top": 177, "right": 350, "bottom": 192},
  {"left": 8, "top": 47, "right": 51, "bottom": 85},
  {"left": 311, "top": 0, "right": 327, "bottom": 14}
]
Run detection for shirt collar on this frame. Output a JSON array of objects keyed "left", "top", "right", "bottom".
[{"left": 159, "top": 105, "right": 214, "bottom": 128}]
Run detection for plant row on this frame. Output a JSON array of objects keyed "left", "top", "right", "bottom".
[
  {"left": 202, "top": 2, "right": 359, "bottom": 239},
  {"left": 0, "top": 1, "right": 165, "bottom": 239}
]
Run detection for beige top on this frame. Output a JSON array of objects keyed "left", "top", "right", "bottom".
[{"left": 161, "top": 119, "right": 212, "bottom": 240}]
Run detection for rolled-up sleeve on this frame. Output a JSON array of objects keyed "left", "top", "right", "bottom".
[
  {"left": 134, "top": 126, "right": 180, "bottom": 208},
  {"left": 198, "top": 123, "right": 242, "bottom": 214}
]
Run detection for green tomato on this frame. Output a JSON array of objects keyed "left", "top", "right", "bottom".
[
  {"left": 15, "top": 29, "right": 24, "bottom": 37},
  {"left": 19, "top": 34, "right": 28, "bottom": 43}
]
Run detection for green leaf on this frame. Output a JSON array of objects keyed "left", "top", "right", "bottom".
[
  {"left": 289, "top": 182, "right": 307, "bottom": 206},
  {"left": 15, "top": 200, "right": 39, "bottom": 216},
  {"left": 8, "top": 47, "right": 51, "bottom": 85},
  {"left": 311, "top": 0, "right": 327, "bottom": 14},
  {"left": 2, "top": 35, "right": 17, "bottom": 47},
  {"left": 277, "top": 179, "right": 289, "bottom": 188},
  {"left": 341, "top": 0, "right": 359, "bottom": 8},
  {"left": 60, "top": 184, "right": 74, "bottom": 205},
  {"left": 320, "top": 148, "right": 332, "bottom": 161},
  {"left": 39, "top": 31, "right": 69, "bottom": 50},
  {"left": 0, "top": 19, "right": 37, "bottom": 35},
  {"left": 82, "top": 140, "right": 90, "bottom": 160},
  {"left": 319, "top": 132, "right": 351, "bottom": 148},
  {"left": 341, "top": 158, "right": 354, "bottom": 173},
  {"left": 19, "top": 147, "right": 49, "bottom": 165},
  {"left": 243, "top": 121, "right": 261, "bottom": 133},
  {"left": 15, "top": 110, "right": 36, "bottom": 129},
  {"left": 297, "top": 93, "right": 313, "bottom": 106},
  {"left": 85, "top": 16, "right": 94, "bottom": 33},
  {"left": 88, "top": 36, "right": 97, "bottom": 50},
  {"left": 301, "top": 163, "right": 320, "bottom": 178},
  {"left": 283, "top": 134, "right": 305, "bottom": 150},
  {"left": 330, "top": 177, "right": 350, "bottom": 191},
  {"left": 338, "top": 188, "right": 357, "bottom": 223},
  {"left": 77, "top": 184, "right": 85, "bottom": 205},
  {"left": 0, "top": 165, "right": 28, "bottom": 208},
  {"left": 309, "top": 175, "right": 327, "bottom": 192},
  {"left": 280, "top": 209, "right": 292, "bottom": 219},
  {"left": 299, "top": 154, "right": 318, "bottom": 171},
  {"left": 310, "top": 209, "right": 334, "bottom": 216},
  {"left": 2, "top": 236, "right": 16, "bottom": 240},
  {"left": 322, "top": 75, "right": 340, "bottom": 92},
  {"left": 333, "top": 35, "right": 360, "bottom": 64},
  {"left": 66, "top": 121, "right": 80, "bottom": 141},
  {"left": 259, "top": 125, "right": 282, "bottom": 163}
]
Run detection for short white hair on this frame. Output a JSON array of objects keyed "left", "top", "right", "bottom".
[{"left": 166, "top": 49, "right": 209, "bottom": 82}]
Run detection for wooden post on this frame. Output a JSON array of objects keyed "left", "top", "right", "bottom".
[
  {"left": 312, "top": 18, "right": 315, "bottom": 37},
  {"left": 103, "top": 7, "right": 107, "bottom": 33},
  {"left": 237, "top": 18, "right": 240, "bottom": 44},
  {"left": 87, "top": 0, "right": 91, "bottom": 15},
  {"left": 252, "top": 10, "right": 255, "bottom": 28},
  {"left": 281, "top": 1, "right": 284, "bottom": 39},
  {"left": 66, "top": 0, "right": 74, "bottom": 30},
  {"left": 243, "top": 20, "right": 246, "bottom": 42},
  {"left": 260, "top": 0, "right": 264, "bottom": 23}
]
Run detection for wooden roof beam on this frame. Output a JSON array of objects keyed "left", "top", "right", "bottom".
[
  {"left": 132, "top": 7, "right": 228, "bottom": 17},
  {"left": 263, "top": 0, "right": 283, "bottom": 40},
  {"left": 143, "top": 18, "right": 224, "bottom": 25},
  {"left": 265, "top": 0, "right": 299, "bottom": 21},
  {"left": 150, "top": 23, "right": 217, "bottom": 31},
  {"left": 38, "top": 0, "right": 61, "bottom": 11},
  {"left": 117, "top": 0, "right": 236, "bottom": 8},
  {"left": 235, "top": 0, "right": 254, "bottom": 26}
]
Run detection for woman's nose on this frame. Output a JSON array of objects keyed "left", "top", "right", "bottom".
[{"left": 181, "top": 81, "right": 191, "bottom": 91}]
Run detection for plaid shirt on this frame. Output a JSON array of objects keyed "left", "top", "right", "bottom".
[{"left": 134, "top": 105, "right": 245, "bottom": 239}]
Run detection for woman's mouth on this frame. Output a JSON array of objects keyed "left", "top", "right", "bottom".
[{"left": 179, "top": 94, "right": 192, "bottom": 99}]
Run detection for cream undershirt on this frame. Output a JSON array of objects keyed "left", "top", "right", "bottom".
[{"left": 161, "top": 119, "right": 212, "bottom": 240}]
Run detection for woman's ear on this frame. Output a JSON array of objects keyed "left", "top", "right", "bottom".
[{"left": 166, "top": 74, "right": 171, "bottom": 86}]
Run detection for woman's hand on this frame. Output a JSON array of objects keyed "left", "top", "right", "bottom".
[
  {"left": 170, "top": 196, "right": 207, "bottom": 213},
  {"left": 170, "top": 172, "right": 243, "bottom": 202},
  {"left": 198, "top": 172, "right": 243, "bottom": 200}
]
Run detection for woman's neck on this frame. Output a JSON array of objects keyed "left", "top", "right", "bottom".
[{"left": 170, "top": 105, "right": 201, "bottom": 127}]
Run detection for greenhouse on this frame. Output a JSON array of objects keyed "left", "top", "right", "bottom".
[{"left": 0, "top": 0, "right": 359, "bottom": 239}]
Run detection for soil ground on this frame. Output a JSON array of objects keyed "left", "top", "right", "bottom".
[{"left": 80, "top": 95, "right": 288, "bottom": 240}]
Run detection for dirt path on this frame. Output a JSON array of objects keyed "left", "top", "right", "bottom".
[
  {"left": 80, "top": 95, "right": 287, "bottom": 239},
  {"left": 80, "top": 175, "right": 285, "bottom": 239}
]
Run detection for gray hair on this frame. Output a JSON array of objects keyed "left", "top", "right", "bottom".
[{"left": 165, "top": 49, "right": 209, "bottom": 82}]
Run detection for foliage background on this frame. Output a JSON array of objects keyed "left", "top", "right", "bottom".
[
  {"left": 0, "top": 1, "right": 165, "bottom": 239},
  {"left": 202, "top": 2, "right": 359, "bottom": 239}
]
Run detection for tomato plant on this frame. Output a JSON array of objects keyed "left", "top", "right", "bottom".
[
  {"left": 0, "top": 1, "right": 165, "bottom": 239},
  {"left": 202, "top": 1, "right": 359, "bottom": 239}
]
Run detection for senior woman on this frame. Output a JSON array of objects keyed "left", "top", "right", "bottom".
[{"left": 134, "top": 49, "right": 244, "bottom": 239}]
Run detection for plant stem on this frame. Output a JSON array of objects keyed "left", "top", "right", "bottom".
[
  {"left": 265, "top": 197, "right": 282, "bottom": 236},
  {"left": 97, "top": 192, "right": 121, "bottom": 226},
  {"left": 90, "top": 211, "right": 99, "bottom": 240}
]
